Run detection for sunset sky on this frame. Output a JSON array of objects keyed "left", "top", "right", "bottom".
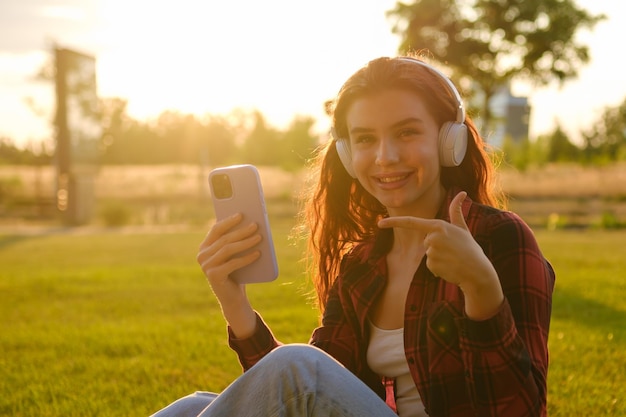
[{"left": 0, "top": 0, "right": 624, "bottom": 148}]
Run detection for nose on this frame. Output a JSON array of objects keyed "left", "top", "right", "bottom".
[{"left": 375, "top": 138, "right": 400, "bottom": 166}]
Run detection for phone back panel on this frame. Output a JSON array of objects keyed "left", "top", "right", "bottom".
[{"left": 209, "top": 165, "right": 278, "bottom": 283}]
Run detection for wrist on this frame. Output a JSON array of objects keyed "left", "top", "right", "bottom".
[{"left": 459, "top": 271, "right": 504, "bottom": 321}]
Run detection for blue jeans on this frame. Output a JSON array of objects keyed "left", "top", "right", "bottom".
[{"left": 150, "top": 344, "right": 397, "bottom": 417}]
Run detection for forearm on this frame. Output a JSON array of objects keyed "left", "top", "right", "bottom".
[{"left": 212, "top": 284, "right": 257, "bottom": 339}]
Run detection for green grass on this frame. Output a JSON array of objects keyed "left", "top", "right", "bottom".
[
  {"left": 1, "top": 224, "right": 625, "bottom": 416},
  {"left": 535, "top": 230, "right": 626, "bottom": 416}
]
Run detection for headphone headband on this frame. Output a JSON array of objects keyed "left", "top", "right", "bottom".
[{"left": 397, "top": 57, "right": 465, "bottom": 123}]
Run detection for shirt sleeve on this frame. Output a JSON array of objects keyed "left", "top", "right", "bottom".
[
  {"left": 228, "top": 312, "right": 281, "bottom": 371},
  {"left": 456, "top": 210, "right": 555, "bottom": 416}
]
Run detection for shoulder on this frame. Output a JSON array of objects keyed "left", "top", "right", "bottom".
[
  {"left": 341, "top": 228, "right": 392, "bottom": 270},
  {"left": 467, "top": 201, "right": 533, "bottom": 237},
  {"left": 465, "top": 201, "right": 546, "bottom": 260},
  {"left": 340, "top": 240, "right": 377, "bottom": 278},
  {"left": 337, "top": 234, "right": 389, "bottom": 289}
]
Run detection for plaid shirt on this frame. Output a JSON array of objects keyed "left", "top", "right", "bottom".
[{"left": 229, "top": 189, "right": 555, "bottom": 417}]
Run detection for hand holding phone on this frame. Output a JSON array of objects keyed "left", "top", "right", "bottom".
[{"left": 208, "top": 164, "right": 278, "bottom": 284}]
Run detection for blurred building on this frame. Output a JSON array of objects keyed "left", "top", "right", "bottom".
[
  {"left": 474, "top": 84, "right": 531, "bottom": 147},
  {"left": 492, "top": 85, "right": 531, "bottom": 146},
  {"left": 55, "top": 47, "right": 101, "bottom": 225}
]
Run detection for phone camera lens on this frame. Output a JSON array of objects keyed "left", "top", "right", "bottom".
[{"left": 211, "top": 174, "right": 233, "bottom": 199}]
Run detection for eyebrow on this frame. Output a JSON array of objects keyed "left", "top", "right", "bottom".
[{"left": 349, "top": 117, "right": 425, "bottom": 135}]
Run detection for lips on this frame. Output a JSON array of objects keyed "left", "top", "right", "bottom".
[{"left": 375, "top": 172, "right": 412, "bottom": 184}]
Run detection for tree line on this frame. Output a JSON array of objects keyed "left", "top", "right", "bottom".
[
  {"left": 0, "top": 98, "right": 321, "bottom": 170},
  {"left": 97, "top": 98, "right": 320, "bottom": 170},
  {"left": 2, "top": 93, "right": 626, "bottom": 169}
]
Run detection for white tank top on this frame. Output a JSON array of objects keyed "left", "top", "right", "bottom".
[{"left": 367, "top": 322, "right": 427, "bottom": 417}]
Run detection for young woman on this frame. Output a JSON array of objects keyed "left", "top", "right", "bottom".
[{"left": 151, "top": 56, "right": 555, "bottom": 417}]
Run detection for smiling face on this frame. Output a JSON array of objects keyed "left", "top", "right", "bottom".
[{"left": 346, "top": 89, "right": 446, "bottom": 218}]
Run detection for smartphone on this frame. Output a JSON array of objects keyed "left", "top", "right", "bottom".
[{"left": 208, "top": 164, "right": 278, "bottom": 284}]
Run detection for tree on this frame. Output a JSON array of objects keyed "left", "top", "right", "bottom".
[
  {"left": 546, "top": 123, "right": 580, "bottom": 162},
  {"left": 203, "top": 115, "right": 238, "bottom": 166},
  {"left": 101, "top": 119, "right": 160, "bottom": 164},
  {"left": 387, "top": 0, "right": 605, "bottom": 133},
  {"left": 99, "top": 97, "right": 130, "bottom": 150},
  {"left": 582, "top": 98, "right": 626, "bottom": 163},
  {"left": 241, "top": 112, "right": 281, "bottom": 165},
  {"left": 279, "top": 116, "right": 319, "bottom": 171},
  {"left": 153, "top": 111, "right": 205, "bottom": 163}
]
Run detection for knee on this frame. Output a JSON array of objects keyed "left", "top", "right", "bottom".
[
  {"left": 249, "top": 344, "right": 343, "bottom": 391},
  {"left": 268, "top": 343, "right": 327, "bottom": 361},
  {"left": 261, "top": 344, "right": 337, "bottom": 370}
]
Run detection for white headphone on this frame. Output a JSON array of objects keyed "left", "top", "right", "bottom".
[{"left": 334, "top": 57, "right": 468, "bottom": 178}]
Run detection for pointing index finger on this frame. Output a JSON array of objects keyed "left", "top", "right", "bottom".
[{"left": 378, "top": 216, "right": 439, "bottom": 231}]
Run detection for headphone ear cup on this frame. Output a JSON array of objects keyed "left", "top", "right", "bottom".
[
  {"left": 439, "top": 122, "right": 468, "bottom": 167},
  {"left": 335, "top": 139, "right": 357, "bottom": 178}
]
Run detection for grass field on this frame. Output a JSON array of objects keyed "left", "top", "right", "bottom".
[{"left": 1, "top": 218, "right": 625, "bottom": 415}]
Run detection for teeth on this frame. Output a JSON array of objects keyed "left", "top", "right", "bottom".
[{"left": 379, "top": 175, "right": 406, "bottom": 183}]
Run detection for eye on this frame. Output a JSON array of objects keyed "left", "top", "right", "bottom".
[
  {"left": 397, "top": 128, "right": 420, "bottom": 139},
  {"left": 352, "top": 134, "right": 376, "bottom": 145}
]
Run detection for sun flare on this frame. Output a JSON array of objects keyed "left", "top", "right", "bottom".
[{"left": 91, "top": 1, "right": 400, "bottom": 130}]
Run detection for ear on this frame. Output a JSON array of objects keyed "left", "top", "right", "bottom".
[{"left": 335, "top": 137, "right": 357, "bottom": 178}]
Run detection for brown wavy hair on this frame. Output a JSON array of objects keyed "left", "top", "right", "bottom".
[{"left": 301, "top": 56, "right": 503, "bottom": 312}]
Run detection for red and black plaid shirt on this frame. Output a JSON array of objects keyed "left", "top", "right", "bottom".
[{"left": 229, "top": 189, "right": 555, "bottom": 417}]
